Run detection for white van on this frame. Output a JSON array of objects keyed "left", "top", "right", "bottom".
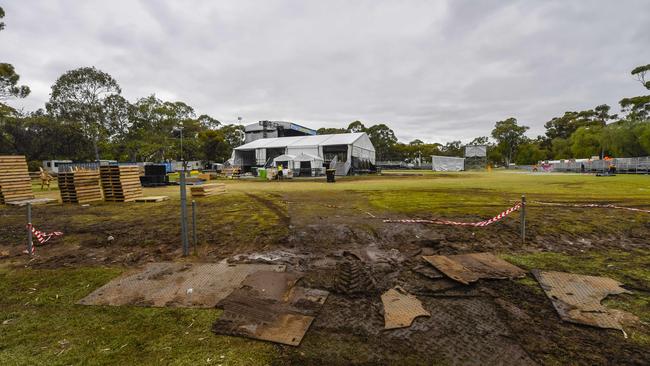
[{"left": 42, "top": 160, "right": 73, "bottom": 174}]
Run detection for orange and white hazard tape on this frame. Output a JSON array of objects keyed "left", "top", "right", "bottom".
[
  {"left": 26, "top": 224, "right": 63, "bottom": 254},
  {"left": 384, "top": 202, "right": 522, "bottom": 227}
]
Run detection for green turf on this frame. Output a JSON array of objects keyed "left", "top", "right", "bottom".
[{"left": 0, "top": 267, "right": 277, "bottom": 365}]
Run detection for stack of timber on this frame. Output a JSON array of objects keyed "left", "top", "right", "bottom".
[
  {"left": 0, "top": 155, "right": 34, "bottom": 204},
  {"left": 222, "top": 167, "right": 241, "bottom": 179},
  {"left": 100, "top": 165, "right": 143, "bottom": 202},
  {"left": 58, "top": 169, "right": 103, "bottom": 203},
  {"left": 190, "top": 183, "right": 226, "bottom": 197}
]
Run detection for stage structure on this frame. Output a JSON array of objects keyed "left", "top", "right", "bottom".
[{"left": 464, "top": 145, "right": 488, "bottom": 170}]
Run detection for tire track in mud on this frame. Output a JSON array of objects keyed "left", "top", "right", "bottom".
[{"left": 245, "top": 193, "right": 290, "bottom": 224}]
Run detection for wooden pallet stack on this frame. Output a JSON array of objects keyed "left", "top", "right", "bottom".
[
  {"left": 0, "top": 155, "right": 34, "bottom": 204},
  {"left": 190, "top": 183, "right": 226, "bottom": 197},
  {"left": 100, "top": 165, "right": 143, "bottom": 202},
  {"left": 58, "top": 169, "right": 103, "bottom": 203}
]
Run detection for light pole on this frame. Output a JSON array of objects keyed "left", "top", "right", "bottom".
[{"left": 174, "top": 123, "right": 189, "bottom": 256}]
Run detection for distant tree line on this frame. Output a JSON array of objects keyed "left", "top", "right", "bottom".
[{"left": 0, "top": 68, "right": 244, "bottom": 168}]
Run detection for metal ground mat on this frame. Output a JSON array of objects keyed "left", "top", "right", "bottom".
[
  {"left": 422, "top": 252, "right": 526, "bottom": 284},
  {"left": 532, "top": 269, "right": 637, "bottom": 333},
  {"left": 212, "top": 270, "right": 329, "bottom": 346},
  {"left": 381, "top": 286, "right": 430, "bottom": 329},
  {"left": 77, "top": 261, "right": 286, "bottom": 308}
]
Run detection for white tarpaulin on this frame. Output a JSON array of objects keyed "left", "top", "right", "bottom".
[
  {"left": 432, "top": 156, "right": 465, "bottom": 171},
  {"left": 465, "top": 145, "right": 487, "bottom": 157},
  {"left": 273, "top": 153, "right": 324, "bottom": 170}
]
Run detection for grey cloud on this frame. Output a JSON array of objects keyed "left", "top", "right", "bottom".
[{"left": 3, "top": 0, "right": 650, "bottom": 144}]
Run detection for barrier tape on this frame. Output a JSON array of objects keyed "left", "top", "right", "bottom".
[
  {"left": 26, "top": 224, "right": 63, "bottom": 254},
  {"left": 384, "top": 202, "right": 522, "bottom": 227},
  {"left": 530, "top": 201, "right": 650, "bottom": 214}
]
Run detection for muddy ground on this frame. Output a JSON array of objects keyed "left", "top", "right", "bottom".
[{"left": 1, "top": 184, "right": 649, "bottom": 365}]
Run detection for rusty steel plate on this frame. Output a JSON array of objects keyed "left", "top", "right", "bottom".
[
  {"left": 422, "top": 253, "right": 526, "bottom": 285},
  {"left": 213, "top": 271, "right": 329, "bottom": 346},
  {"left": 78, "top": 261, "right": 286, "bottom": 308},
  {"left": 532, "top": 270, "right": 635, "bottom": 332},
  {"left": 381, "top": 286, "right": 430, "bottom": 330}
]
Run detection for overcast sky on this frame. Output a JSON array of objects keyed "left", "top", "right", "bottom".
[{"left": 3, "top": 0, "right": 650, "bottom": 143}]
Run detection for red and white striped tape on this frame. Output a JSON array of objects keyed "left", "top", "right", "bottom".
[
  {"left": 530, "top": 201, "right": 650, "bottom": 214},
  {"left": 383, "top": 202, "right": 522, "bottom": 227},
  {"left": 26, "top": 224, "right": 63, "bottom": 253}
]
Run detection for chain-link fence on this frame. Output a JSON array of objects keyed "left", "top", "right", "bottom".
[{"left": 543, "top": 157, "right": 650, "bottom": 174}]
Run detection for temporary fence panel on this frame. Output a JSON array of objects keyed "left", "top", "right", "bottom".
[
  {"left": 431, "top": 156, "right": 464, "bottom": 171},
  {"left": 465, "top": 145, "right": 487, "bottom": 157},
  {"left": 543, "top": 156, "right": 650, "bottom": 174}
]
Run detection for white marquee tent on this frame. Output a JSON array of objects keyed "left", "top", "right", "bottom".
[{"left": 233, "top": 132, "right": 375, "bottom": 175}]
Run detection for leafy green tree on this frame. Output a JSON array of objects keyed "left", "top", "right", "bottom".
[
  {"left": 199, "top": 129, "right": 230, "bottom": 162},
  {"left": 409, "top": 139, "right": 424, "bottom": 145},
  {"left": 440, "top": 140, "right": 463, "bottom": 157},
  {"left": 347, "top": 120, "right": 367, "bottom": 133},
  {"left": 515, "top": 142, "right": 546, "bottom": 165},
  {"left": 102, "top": 94, "right": 133, "bottom": 139},
  {"left": 631, "top": 64, "right": 650, "bottom": 90},
  {"left": 544, "top": 105, "right": 614, "bottom": 141},
  {"left": 570, "top": 126, "right": 602, "bottom": 158},
  {"left": 0, "top": 63, "right": 30, "bottom": 101},
  {"left": 469, "top": 136, "right": 489, "bottom": 145},
  {"left": 219, "top": 124, "right": 245, "bottom": 149},
  {"left": 317, "top": 127, "right": 347, "bottom": 134},
  {"left": 637, "top": 122, "right": 650, "bottom": 155},
  {"left": 619, "top": 64, "right": 650, "bottom": 121},
  {"left": 197, "top": 114, "right": 220, "bottom": 130},
  {"left": 47, "top": 67, "right": 121, "bottom": 162},
  {"left": 550, "top": 137, "right": 572, "bottom": 159},
  {"left": 603, "top": 120, "right": 646, "bottom": 157},
  {"left": 620, "top": 96, "right": 650, "bottom": 121},
  {"left": 0, "top": 112, "right": 93, "bottom": 161},
  {"left": 491, "top": 117, "right": 529, "bottom": 166},
  {"left": 366, "top": 123, "right": 397, "bottom": 160}
]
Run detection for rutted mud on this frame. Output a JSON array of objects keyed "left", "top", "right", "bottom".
[{"left": 1, "top": 188, "right": 649, "bottom": 364}]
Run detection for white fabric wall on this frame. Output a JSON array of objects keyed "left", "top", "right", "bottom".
[
  {"left": 352, "top": 146, "right": 376, "bottom": 164},
  {"left": 255, "top": 149, "right": 266, "bottom": 165},
  {"left": 287, "top": 147, "right": 320, "bottom": 157},
  {"left": 432, "top": 156, "right": 465, "bottom": 171}
]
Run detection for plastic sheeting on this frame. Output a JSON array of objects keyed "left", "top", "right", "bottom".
[{"left": 431, "top": 156, "right": 465, "bottom": 171}]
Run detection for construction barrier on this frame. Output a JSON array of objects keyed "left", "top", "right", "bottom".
[{"left": 384, "top": 202, "right": 522, "bottom": 227}]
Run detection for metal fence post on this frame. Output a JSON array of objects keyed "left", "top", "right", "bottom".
[
  {"left": 180, "top": 167, "right": 189, "bottom": 256},
  {"left": 520, "top": 194, "right": 526, "bottom": 243},
  {"left": 27, "top": 203, "right": 33, "bottom": 255},
  {"left": 191, "top": 200, "right": 197, "bottom": 255}
]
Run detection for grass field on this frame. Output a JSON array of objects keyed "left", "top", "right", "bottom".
[{"left": 2, "top": 171, "right": 649, "bottom": 365}]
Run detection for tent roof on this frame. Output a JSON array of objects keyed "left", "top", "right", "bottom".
[
  {"left": 235, "top": 132, "right": 369, "bottom": 150},
  {"left": 294, "top": 153, "right": 323, "bottom": 161},
  {"left": 272, "top": 154, "right": 296, "bottom": 162}
]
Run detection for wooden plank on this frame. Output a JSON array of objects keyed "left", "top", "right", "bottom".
[{"left": 134, "top": 196, "right": 169, "bottom": 203}]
